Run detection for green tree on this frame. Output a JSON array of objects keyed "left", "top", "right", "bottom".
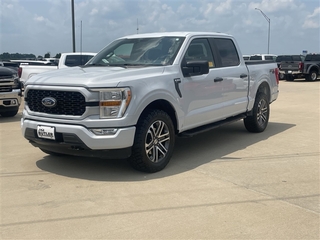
[
  {"left": 44, "top": 52, "right": 50, "bottom": 58},
  {"left": 54, "top": 53, "right": 61, "bottom": 58}
]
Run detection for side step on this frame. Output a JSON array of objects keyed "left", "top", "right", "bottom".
[{"left": 178, "top": 113, "right": 247, "bottom": 138}]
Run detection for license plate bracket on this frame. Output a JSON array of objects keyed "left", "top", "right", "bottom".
[{"left": 37, "top": 125, "right": 56, "bottom": 140}]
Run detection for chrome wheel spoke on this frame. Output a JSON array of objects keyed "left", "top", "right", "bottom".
[
  {"left": 145, "top": 120, "right": 170, "bottom": 163},
  {"left": 257, "top": 100, "right": 267, "bottom": 124}
]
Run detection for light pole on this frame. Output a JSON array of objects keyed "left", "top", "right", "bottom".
[
  {"left": 255, "top": 8, "right": 270, "bottom": 54},
  {"left": 71, "top": 0, "right": 76, "bottom": 52}
]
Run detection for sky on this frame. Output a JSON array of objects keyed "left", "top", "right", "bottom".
[{"left": 1, "top": 0, "right": 319, "bottom": 57}]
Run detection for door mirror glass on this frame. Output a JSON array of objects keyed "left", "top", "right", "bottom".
[{"left": 182, "top": 60, "right": 209, "bottom": 77}]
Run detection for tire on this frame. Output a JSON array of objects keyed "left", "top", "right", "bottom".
[
  {"left": 285, "top": 74, "right": 294, "bottom": 81},
  {"left": 306, "top": 71, "right": 318, "bottom": 81},
  {"left": 279, "top": 73, "right": 285, "bottom": 80},
  {"left": 128, "top": 109, "right": 175, "bottom": 173},
  {"left": 244, "top": 92, "right": 270, "bottom": 133},
  {"left": 0, "top": 109, "right": 19, "bottom": 117}
]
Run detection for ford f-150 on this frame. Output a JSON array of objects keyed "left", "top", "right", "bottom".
[{"left": 21, "top": 32, "right": 279, "bottom": 172}]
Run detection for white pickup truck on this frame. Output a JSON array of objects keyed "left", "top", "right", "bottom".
[
  {"left": 21, "top": 32, "right": 279, "bottom": 172},
  {"left": 18, "top": 52, "right": 96, "bottom": 86}
]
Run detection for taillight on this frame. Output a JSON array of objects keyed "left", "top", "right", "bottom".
[
  {"left": 18, "top": 67, "right": 22, "bottom": 78},
  {"left": 274, "top": 68, "right": 279, "bottom": 85},
  {"left": 299, "top": 62, "right": 304, "bottom": 71}
]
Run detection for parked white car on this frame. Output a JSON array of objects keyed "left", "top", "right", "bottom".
[
  {"left": 249, "top": 54, "right": 277, "bottom": 61},
  {"left": 18, "top": 52, "right": 96, "bottom": 86}
]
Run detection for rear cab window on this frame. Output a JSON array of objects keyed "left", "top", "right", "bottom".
[
  {"left": 209, "top": 38, "right": 240, "bottom": 67},
  {"left": 305, "top": 54, "right": 320, "bottom": 61}
]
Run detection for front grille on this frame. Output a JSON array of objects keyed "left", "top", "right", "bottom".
[
  {"left": 0, "top": 87, "right": 12, "bottom": 92},
  {"left": 0, "top": 75, "right": 12, "bottom": 80},
  {"left": 26, "top": 89, "right": 86, "bottom": 116}
]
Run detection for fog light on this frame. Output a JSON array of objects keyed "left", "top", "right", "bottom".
[{"left": 90, "top": 128, "right": 118, "bottom": 135}]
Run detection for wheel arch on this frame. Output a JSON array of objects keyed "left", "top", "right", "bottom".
[
  {"left": 307, "top": 65, "right": 319, "bottom": 74},
  {"left": 138, "top": 99, "right": 178, "bottom": 134},
  {"left": 247, "top": 80, "right": 271, "bottom": 114},
  {"left": 257, "top": 81, "right": 271, "bottom": 103}
]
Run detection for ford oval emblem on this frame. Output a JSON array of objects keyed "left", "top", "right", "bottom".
[{"left": 41, "top": 97, "right": 57, "bottom": 108}]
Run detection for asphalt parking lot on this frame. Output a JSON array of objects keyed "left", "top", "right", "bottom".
[{"left": 1, "top": 79, "right": 319, "bottom": 239}]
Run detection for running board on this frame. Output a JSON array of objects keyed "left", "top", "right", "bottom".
[{"left": 178, "top": 113, "right": 247, "bottom": 138}]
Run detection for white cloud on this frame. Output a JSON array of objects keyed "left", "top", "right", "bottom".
[
  {"left": 248, "top": 0, "right": 300, "bottom": 12},
  {"left": 307, "top": 7, "right": 320, "bottom": 18},
  {"left": 303, "top": 6, "right": 320, "bottom": 29},
  {"left": 90, "top": 8, "right": 98, "bottom": 15},
  {"left": 215, "top": 0, "right": 232, "bottom": 14},
  {"left": 34, "top": 16, "right": 45, "bottom": 22},
  {"left": 1, "top": 0, "right": 319, "bottom": 56},
  {"left": 302, "top": 19, "right": 319, "bottom": 29}
]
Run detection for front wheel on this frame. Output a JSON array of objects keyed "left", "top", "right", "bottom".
[
  {"left": 279, "top": 73, "right": 285, "bottom": 80},
  {"left": 306, "top": 71, "right": 318, "bottom": 81},
  {"left": 244, "top": 93, "right": 270, "bottom": 133},
  {"left": 285, "top": 74, "right": 294, "bottom": 81},
  {"left": 128, "top": 109, "right": 175, "bottom": 173}
]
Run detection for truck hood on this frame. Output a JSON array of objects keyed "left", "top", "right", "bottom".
[{"left": 25, "top": 66, "right": 165, "bottom": 88}]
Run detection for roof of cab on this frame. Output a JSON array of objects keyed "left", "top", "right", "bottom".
[{"left": 119, "top": 31, "right": 231, "bottom": 39}]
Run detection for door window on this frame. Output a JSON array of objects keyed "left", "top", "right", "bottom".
[
  {"left": 184, "top": 39, "right": 215, "bottom": 68},
  {"left": 212, "top": 38, "right": 240, "bottom": 67}
]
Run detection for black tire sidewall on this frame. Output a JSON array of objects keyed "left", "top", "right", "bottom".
[
  {"left": 130, "top": 109, "right": 175, "bottom": 172},
  {"left": 310, "top": 71, "right": 318, "bottom": 81},
  {"left": 244, "top": 92, "right": 270, "bottom": 133}
]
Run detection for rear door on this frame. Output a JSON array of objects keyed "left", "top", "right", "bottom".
[
  {"left": 179, "top": 37, "right": 249, "bottom": 131},
  {"left": 208, "top": 38, "right": 249, "bottom": 116}
]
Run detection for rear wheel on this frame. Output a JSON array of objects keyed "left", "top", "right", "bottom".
[
  {"left": 128, "top": 109, "right": 175, "bottom": 173},
  {"left": 244, "top": 92, "right": 270, "bottom": 133},
  {"left": 306, "top": 71, "right": 318, "bottom": 81}
]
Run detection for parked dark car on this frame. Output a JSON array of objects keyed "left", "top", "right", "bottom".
[
  {"left": 276, "top": 55, "right": 305, "bottom": 81},
  {"left": 0, "top": 66, "right": 22, "bottom": 117},
  {"left": 0, "top": 61, "right": 20, "bottom": 72},
  {"left": 303, "top": 53, "right": 320, "bottom": 81}
]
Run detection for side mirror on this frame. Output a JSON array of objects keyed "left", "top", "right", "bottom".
[{"left": 182, "top": 60, "right": 209, "bottom": 77}]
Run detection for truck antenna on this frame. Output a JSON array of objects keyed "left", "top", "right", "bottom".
[{"left": 137, "top": 18, "right": 139, "bottom": 34}]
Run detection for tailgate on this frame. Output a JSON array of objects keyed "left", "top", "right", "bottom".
[{"left": 280, "top": 61, "right": 301, "bottom": 71}]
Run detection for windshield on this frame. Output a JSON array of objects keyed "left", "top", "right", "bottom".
[{"left": 86, "top": 37, "right": 185, "bottom": 67}]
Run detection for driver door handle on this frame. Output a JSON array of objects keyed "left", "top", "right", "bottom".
[
  {"left": 214, "top": 77, "right": 223, "bottom": 82},
  {"left": 240, "top": 73, "right": 248, "bottom": 78}
]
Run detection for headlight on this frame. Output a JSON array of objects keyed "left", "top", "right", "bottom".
[
  {"left": 94, "top": 88, "right": 131, "bottom": 118},
  {"left": 12, "top": 78, "right": 21, "bottom": 89}
]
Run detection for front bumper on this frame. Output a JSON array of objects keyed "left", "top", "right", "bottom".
[
  {"left": 0, "top": 89, "right": 22, "bottom": 106},
  {"left": 21, "top": 119, "right": 136, "bottom": 159}
]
